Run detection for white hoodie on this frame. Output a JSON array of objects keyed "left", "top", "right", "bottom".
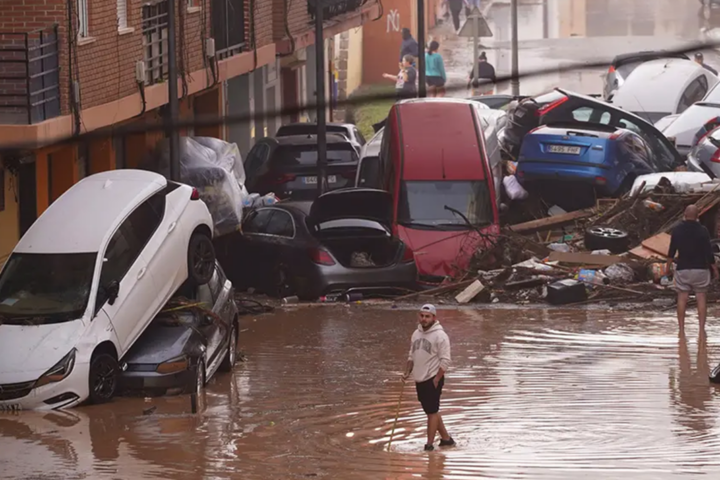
[{"left": 408, "top": 321, "right": 451, "bottom": 383}]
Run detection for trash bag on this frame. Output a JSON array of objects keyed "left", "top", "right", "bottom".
[
  {"left": 503, "top": 175, "right": 529, "bottom": 201},
  {"left": 604, "top": 263, "right": 635, "bottom": 284},
  {"left": 144, "top": 137, "right": 248, "bottom": 237}
]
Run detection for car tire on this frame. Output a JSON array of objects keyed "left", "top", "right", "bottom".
[
  {"left": 88, "top": 353, "right": 118, "bottom": 404},
  {"left": 187, "top": 233, "right": 215, "bottom": 285},
  {"left": 220, "top": 321, "right": 238, "bottom": 372},
  {"left": 584, "top": 226, "right": 630, "bottom": 254}
]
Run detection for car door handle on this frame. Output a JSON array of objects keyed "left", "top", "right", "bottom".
[
  {"left": 168, "top": 221, "right": 177, "bottom": 233},
  {"left": 138, "top": 267, "right": 147, "bottom": 279}
]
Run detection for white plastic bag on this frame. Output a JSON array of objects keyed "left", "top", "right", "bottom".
[{"left": 503, "top": 175, "right": 529, "bottom": 201}]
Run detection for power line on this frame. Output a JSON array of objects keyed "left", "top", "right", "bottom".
[{"left": 1, "top": 38, "right": 718, "bottom": 153}]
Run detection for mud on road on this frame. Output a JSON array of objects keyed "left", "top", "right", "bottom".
[{"left": 2, "top": 306, "right": 720, "bottom": 479}]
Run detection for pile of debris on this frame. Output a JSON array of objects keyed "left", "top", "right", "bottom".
[{"left": 414, "top": 175, "right": 720, "bottom": 307}]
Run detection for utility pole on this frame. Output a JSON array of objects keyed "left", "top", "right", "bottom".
[
  {"left": 315, "top": 0, "right": 328, "bottom": 195},
  {"left": 510, "top": 0, "right": 520, "bottom": 96},
  {"left": 167, "top": 0, "right": 181, "bottom": 181},
  {"left": 416, "top": 0, "right": 426, "bottom": 97}
]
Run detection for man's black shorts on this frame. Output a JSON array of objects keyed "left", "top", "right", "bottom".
[{"left": 415, "top": 377, "right": 444, "bottom": 414}]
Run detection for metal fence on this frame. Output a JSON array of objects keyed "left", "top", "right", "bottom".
[
  {"left": 0, "top": 25, "right": 61, "bottom": 125},
  {"left": 142, "top": 0, "right": 170, "bottom": 85}
]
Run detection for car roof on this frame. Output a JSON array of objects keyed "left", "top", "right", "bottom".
[
  {"left": 273, "top": 134, "right": 352, "bottom": 146},
  {"left": 15, "top": 170, "right": 166, "bottom": 254},
  {"left": 551, "top": 88, "right": 660, "bottom": 127},
  {"left": 611, "top": 50, "right": 689, "bottom": 66},
  {"left": 278, "top": 122, "right": 353, "bottom": 129},
  {"left": 612, "top": 59, "right": 711, "bottom": 111},
  {"left": 392, "top": 99, "right": 486, "bottom": 181}
]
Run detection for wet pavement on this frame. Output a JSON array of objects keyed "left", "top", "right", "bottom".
[
  {"left": 435, "top": 0, "right": 719, "bottom": 97},
  {"left": 3, "top": 306, "right": 720, "bottom": 479}
]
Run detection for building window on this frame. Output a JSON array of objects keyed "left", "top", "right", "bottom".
[
  {"left": 117, "top": 0, "right": 128, "bottom": 29},
  {"left": 77, "top": 0, "right": 89, "bottom": 37},
  {"left": 0, "top": 169, "right": 5, "bottom": 212},
  {"left": 142, "top": 1, "right": 169, "bottom": 85}
]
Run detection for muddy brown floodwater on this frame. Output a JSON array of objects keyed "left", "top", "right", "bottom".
[{"left": 2, "top": 306, "right": 720, "bottom": 479}]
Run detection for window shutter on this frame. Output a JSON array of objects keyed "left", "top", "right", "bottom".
[{"left": 117, "top": 0, "right": 127, "bottom": 29}]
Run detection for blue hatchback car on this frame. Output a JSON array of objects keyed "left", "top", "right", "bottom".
[{"left": 517, "top": 122, "right": 661, "bottom": 197}]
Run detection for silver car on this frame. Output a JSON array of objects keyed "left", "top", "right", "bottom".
[{"left": 687, "top": 125, "right": 720, "bottom": 177}]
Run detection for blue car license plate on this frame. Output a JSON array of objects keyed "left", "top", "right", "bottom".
[{"left": 548, "top": 145, "right": 581, "bottom": 154}]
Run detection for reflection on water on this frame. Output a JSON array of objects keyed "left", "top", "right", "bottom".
[{"left": 2, "top": 307, "right": 720, "bottom": 478}]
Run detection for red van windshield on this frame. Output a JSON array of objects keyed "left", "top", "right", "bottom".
[{"left": 397, "top": 180, "right": 494, "bottom": 230}]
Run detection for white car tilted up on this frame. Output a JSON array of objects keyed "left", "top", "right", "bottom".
[{"left": 0, "top": 170, "right": 215, "bottom": 410}]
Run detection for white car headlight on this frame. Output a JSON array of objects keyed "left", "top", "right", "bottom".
[{"left": 35, "top": 349, "right": 77, "bottom": 388}]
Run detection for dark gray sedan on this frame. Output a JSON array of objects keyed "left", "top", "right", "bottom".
[
  {"left": 117, "top": 263, "right": 239, "bottom": 397},
  {"left": 216, "top": 189, "right": 418, "bottom": 300}
]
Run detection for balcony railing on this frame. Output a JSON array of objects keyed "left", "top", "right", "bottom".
[
  {"left": 0, "top": 25, "right": 61, "bottom": 125},
  {"left": 212, "top": 0, "right": 246, "bottom": 60},
  {"left": 308, "top": 0, "right": 369, "bottom": 21},
  {"left": 142, "top": 0, "right": 169, "bottom": 85}
]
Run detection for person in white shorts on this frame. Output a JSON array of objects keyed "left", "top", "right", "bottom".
[{"left": 668, "top": 205, "right": 718, "bottom": 332}]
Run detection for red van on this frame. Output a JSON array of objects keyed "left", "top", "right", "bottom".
[{"left": 378, "top": 98, "right": 500, "bottom": 283}]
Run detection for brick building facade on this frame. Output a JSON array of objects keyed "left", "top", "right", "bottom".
[{"left": 0, "top": 0, "right": 381, "bottom": 262}]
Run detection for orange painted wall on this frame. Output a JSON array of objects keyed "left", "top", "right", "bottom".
[
  {"left": 90, "top": 137, "right": 116, "bottom": 174},
  {"left": 49, "top": 145, "right": 78, "bottom": 203},
  {"left": 35, "top": 152, "right": 50, "bottom": 216},
  {"left": 194, "top": 88, "right": 223, "bottom": 139},
  {"left": 362, "top": 0, "right": 414, "bottom": 85}
]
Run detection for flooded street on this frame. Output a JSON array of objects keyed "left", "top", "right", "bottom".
[
  {"left": 438, "top": 0, "right": 717, "bottom": 97},
  {"left": 3, "top": 307, "right": 720, "bottom": 479}
]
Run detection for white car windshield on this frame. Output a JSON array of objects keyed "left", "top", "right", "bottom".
[
  {"left": 398, "top": 180, "right": 494, "bottom": 230},
  {"left": 0, "top": 252, "right": 96, "bottom": 323}
]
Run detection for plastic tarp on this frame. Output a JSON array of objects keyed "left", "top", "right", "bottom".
[
  {"left": 630, "top": 172, "right": 714, "bottom": 196},
  {"left": 145, "top": 137, "right": 248, "bottom": 237}
]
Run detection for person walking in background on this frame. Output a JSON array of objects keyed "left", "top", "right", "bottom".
[
  {"left": 425, "top": 41, "right": 447, "bottom": 97},
  {"left": 668, "top": 204, "right": 718, "bottom": 332},
  {"left": 465, "top": 0, "right": 481, "bottom": 16},
  {"left": 694, "top": 52, "right": 718, "bottom": 76},
  {"left": 383, "top": 54, "right": 417, "bottom": 100},
  {"left": 447, "top": 0, "right": 464, "bottom": 32},
  {"left": 402, "top": 304, "right": 455, "bottom": 451},
  {"left": 399, "top": 28, "right": 419, "bottom": 64},
  {"left": 468, "top": 51, "right": 496, "bottom": 95}
]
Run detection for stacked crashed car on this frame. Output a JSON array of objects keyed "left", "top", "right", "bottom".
[
  {"left": 0, "top": 170, "right": 216, "bottom": 410},
  {"left": 501, "top": 88, "right": 682, "bottom": 169},
  {"left": 517, "top": 122, "right": 670, "bottom": 209},
  {"left": 118, "top": 262, "right": 239, "bottom": 397},
  {"left": 656, "top": 82, "right": 720, "bottom": 156},
  {"left": 218, "top": 189, "right": 418, "bottom": 299}
]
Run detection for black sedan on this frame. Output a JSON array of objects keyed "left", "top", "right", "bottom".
[
  {"left": 216, "top": 188, "right": 418, "bottom": 300},
  {"left": 244, "top": 134, "right": 359, "bottom": 202},
  {"left": 117, "top": 263, "right": 239, "bottom": 397}
]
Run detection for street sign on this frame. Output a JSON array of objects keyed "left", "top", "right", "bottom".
[
  {"left": 460, "top": 8, "right": 493, "bottom": 96},
  {"left": 458, "top": 8, "right": 493, "bottom": 38}
]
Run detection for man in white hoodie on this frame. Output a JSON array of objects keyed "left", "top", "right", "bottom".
[{"left": 402, "top": 304, "right": 455, "bottom": 451}]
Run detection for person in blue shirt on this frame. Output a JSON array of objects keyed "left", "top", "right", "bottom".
[{"left": 425, "top": 41, "right": 447, "bottom": 97}]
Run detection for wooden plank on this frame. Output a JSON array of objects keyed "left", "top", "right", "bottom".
[
  {"left": 548, "top": 251, "right": 624, "bottom": 266},
  {"left": 509, "top": 209, "right": 594, "bottom": 234},
  {"left": 628, "top": 245, "right": 666, "bottom": 260},
  {"left": 641, "top": 233, "right": 671, "bottom": 257},
  {"left": 455, "top": 280, "right": 485, "bottom": 304}
]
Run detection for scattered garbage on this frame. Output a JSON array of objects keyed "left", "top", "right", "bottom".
[
  {"left": 243, "top": 192, "right": 279, "bottom": 208},
  {"left": 548, "top": 243, "right": 572, "bottom": 253},
  {"left": 503, "top": 175, "right": 529, "bottom": 201},
  {"left": 282, "top": 296, "right": 300, "bottom": 305},
  {"left": 577, "top": 269, "right": 608, "bottom": 286},
  {"left": 642, "top": 199, "right": 665, "bottom": 212},
  {"left": 548, "top": 205, "right": 567, "bottom": 217},
  {"left": 604, "top": 263, "right": 635, "bottom": 284},
  {"left": 546, "top": 279, "right": 588, "bottom": 305}
]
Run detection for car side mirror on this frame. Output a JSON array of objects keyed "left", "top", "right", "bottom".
[{"left": 106, "top": 281, "right": 120, "bottom": 306}]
